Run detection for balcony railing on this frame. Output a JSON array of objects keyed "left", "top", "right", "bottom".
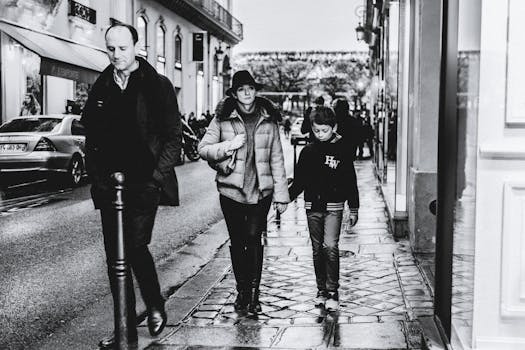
[{"left": 186, "top": 0, "right": 243, "bottom": 39}]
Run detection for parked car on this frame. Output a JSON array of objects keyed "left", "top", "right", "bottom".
[
  {"left": 0, "top": 114, "right": 86, "bottom": 186},
  {"left": 290, "top": 117, "right": 308, "bottom": 145}
]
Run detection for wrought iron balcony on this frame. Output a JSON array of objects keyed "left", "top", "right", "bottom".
[{"left": 157, "top": 0, "right": 243, "bottom": 44}]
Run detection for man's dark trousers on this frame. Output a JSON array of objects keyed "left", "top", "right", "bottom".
[{"left": 100, "top": 181, "right": 164, "bottom": 335}]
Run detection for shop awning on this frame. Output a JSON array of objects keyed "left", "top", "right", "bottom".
[{"left": 0, "top": 21, "right": 109, "bottom": 84}]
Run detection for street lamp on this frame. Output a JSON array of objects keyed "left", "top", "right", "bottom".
[
  {"left": 354, "top": 5, "right": 366, "bottom": 42},
  {"left": 355, "top": 22, "right": 365, "bottom": 41},
  {"left": 215, "top": 44, "right": 224, "bottom": 61}
]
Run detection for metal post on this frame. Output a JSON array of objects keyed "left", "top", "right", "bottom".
[
  {"left": 112, "top": 172, "right": 129, "bottom": 350},
  {"left": 293, "top": 143, "right": 298, "bottom": 175}
]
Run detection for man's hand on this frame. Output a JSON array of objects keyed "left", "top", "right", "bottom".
[
  {"left": 349, "top": 214, "right": 358, "bottom": 227},
  {"left": 274, "top": 202, "right": 288, "bottom": 214},
  {"left": 228, "top": 134, "right": 246, "bottom": 151}
]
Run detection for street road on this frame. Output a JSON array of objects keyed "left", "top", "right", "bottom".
[
  {"left": 0, "top": 131, "right": 298, "bottom": 349},
  {"left": 0, "top": 160, "right": 223, "bottom": 349}
]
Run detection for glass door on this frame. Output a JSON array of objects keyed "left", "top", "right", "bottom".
[{"left": 435, "top": 0, "right": 480, "bottom": 344}]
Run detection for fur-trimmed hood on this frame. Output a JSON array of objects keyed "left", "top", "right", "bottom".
[{"left": 214, "top": 96, "right": 282, "bottom": 122}]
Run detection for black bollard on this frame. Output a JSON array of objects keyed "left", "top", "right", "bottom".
[
  {"left": 111, "top": 172, "right": 130, "bottom": 350},
  {"left": 293, "top": 143, "right": 298, "bottom": 175}
]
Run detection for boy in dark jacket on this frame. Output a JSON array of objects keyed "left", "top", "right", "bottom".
[{"left": 289, "top": 107, "right": 359, "bottom": 311}]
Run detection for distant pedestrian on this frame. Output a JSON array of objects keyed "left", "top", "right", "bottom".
[
  {"left": 81, "top": 23, "right": 182, "bottom": 348},
  {"left": 283, "top": 115, "right": 292, "bottom": 138},
  {"left": 301, "top": 96, "right": 325, "bottom": 142},
  {"left": 357, "top": 111, "right": 374, "bottom": 159},
  {"left": 198, "top": 70, "right": 290, "bottom": 314},
  {"left": 19, "top": 93, "right": 41, "bottom": 116},
  {"left": 288, "top": 106, "right": 359, "bottom": 311},
  {"left": 332, "top": 98, "right": 366, "bottom": 160},
  {"left": 187, "top": 112, "right": 197, "bottom": 132},
  {"left": 205, "top": 109, "right": 213, "bottom": 124}
]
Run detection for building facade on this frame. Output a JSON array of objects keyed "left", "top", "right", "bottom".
[
  {"left": 0, "top": 0, "right": 242, "bottom": 123},
  {"left": 362, "top": 0, "right": 525, "bottom": 349}
]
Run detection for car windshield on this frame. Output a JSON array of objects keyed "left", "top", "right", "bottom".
[{"left": 0, "top": 118, "right": 62, "bottom": 133}]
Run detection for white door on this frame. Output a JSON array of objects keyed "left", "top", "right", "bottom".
[{"left": 472, "top": 0, "right": 525, "bottom": 349}]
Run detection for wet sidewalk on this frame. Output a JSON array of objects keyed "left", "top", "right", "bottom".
[{"left": 143, "top": 160, "right": 434, "bottom": 349}]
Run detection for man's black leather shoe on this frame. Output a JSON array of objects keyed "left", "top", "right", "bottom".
[
  {"left": 98, "top": 332, "right": 138, "bottom": 349},
  {"left": 148, "top": 307, "right": 167, "bottom": 336}
]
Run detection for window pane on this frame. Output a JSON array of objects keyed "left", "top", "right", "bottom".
[
  {"left": 213, "top": 55, "right": 218, "bottom": 77},
  {"left": 157, "top": 25, "right": 165, "bottom": 57},
  {"left": 137, "top": 16, "right": 147, "bottom": 57},
  {"left": 451, "top": 0, "right": 481, "bottom": 348},
  {"left": 0, "top": 118, "right": 61, "bottom": 133},
  {"left": 175, "top": 35, "right": 182, "bottom": 66}
]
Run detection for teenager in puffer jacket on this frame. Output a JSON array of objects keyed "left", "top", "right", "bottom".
[{"left": 198, "top": 70, "right": 290, "bottom": 314}]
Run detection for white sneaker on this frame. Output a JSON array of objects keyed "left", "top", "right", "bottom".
[
  {"left": 325, "top": 291, "right": 339, "bottom": 311},
  {"left": 314, "top": 290, "right": 327, "bottom": 307}
]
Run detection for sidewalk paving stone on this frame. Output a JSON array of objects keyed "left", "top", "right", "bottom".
[{"left": 149, "top": 161, "right": 434, "bottom": 349}]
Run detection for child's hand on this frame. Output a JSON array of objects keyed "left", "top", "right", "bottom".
[
  {"left": 274, "top": 202, "right": 288, "bottom": 214},
  {"left": 349, "top": 214, "right": 358, "bottom": 227}
]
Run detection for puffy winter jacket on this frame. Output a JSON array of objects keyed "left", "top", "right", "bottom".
[{"left": 198, "top": 97, "right": 290, "bottom": 204}]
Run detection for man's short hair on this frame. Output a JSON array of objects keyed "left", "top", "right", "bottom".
[
  {"left": 314, "top": 96, "right": 325, "bottom": 106},
  {"left": 105, "top": 23, "right": 139, "bottom": 44},
  {"left": 311, "top": 107, "right": 337, "bottom": 127}
]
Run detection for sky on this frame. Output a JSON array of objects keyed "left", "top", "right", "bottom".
[{"left": 232, "top": 0, "right": 369, "bottom": 53}]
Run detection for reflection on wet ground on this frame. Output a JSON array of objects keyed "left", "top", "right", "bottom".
[{"left": 150, "top": 161, "right": 434, "bottom": 349}]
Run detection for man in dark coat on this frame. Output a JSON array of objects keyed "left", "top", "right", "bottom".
[
  {"left": 332, "top": 98, "right": 367, "bottom": 160},
  {"left": 81, "top": 23, "right": 182, "bottom": 348}
]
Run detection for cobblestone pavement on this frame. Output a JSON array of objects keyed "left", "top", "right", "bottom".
[{"left": 147, "top": 160, "right": 434, "bottom": 349}]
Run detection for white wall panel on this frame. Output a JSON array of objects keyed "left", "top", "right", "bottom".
[
  {"left": 500, "top": 182, "right": 525, "bottom": 319},
  {"left": 505, "top": 0, "right": 525, "bottom": 127}
]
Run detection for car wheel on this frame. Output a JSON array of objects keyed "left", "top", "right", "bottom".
[{"left": 68, "top": 155, "right": 83, "bottom": 187}]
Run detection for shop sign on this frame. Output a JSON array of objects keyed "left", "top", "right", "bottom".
[
  {"left": 193, "top": 33, "right": 204, "bottom": 62},
  {"left": 40, "top": 58, "right": 99, "bottom": 84},
  {"left": 68, "top": 0, "right": 96, "bottom": 25}
]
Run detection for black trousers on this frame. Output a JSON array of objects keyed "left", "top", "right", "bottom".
[
  {"left": 219, "top": 195, "right": 272, "bottom": 249},
  {"left": 100, "top": 183, "right": 164, "bottom": 332}
]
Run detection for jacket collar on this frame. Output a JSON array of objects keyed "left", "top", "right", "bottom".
[
  {"left": 313, "top": 132, "right": 342, "bottom": 144},
  {"left": 331, "top": 133, "right": 342, "bottom": 143},
  {"left": 97, "top": 57, "right": 157, "bottom": 89},
  {"left": 215, "top": 96, "right": 281, "bottom": 122}
]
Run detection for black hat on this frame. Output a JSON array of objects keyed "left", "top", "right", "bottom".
[{"left": 226, "top": 70, "right": 263, "bottom": 96}]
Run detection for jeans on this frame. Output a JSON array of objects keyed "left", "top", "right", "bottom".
[{"left": 306, "top": 210, "right": 343, "bottom": 292}]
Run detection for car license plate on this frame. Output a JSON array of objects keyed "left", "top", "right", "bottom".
[{"left": 0, "top": 143, "right": 27, "bottom": 152}]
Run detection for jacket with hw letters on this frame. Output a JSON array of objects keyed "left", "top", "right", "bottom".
[{"left": 288, "top": 134, "right": 359, "bottom": 212}]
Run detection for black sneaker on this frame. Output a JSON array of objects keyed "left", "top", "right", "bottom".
[{"left": 314, "top": 290, "right": 328, "bottom": 307}]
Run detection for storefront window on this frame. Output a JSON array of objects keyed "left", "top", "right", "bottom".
[
  {"left": 156, "top": 24, "right": 166, "bottom": 75},
  {"left": 175, "top": 35, "right": 182, "bottom": 69},
  {"left": 1, "top": 33, "right": 42, "bottom": 121},
  {"left": 451, "top": 0, "right": 481, "bottom": 348},
  {"left": 196, "top": 63, "right": 204, "bottom": 117}
]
